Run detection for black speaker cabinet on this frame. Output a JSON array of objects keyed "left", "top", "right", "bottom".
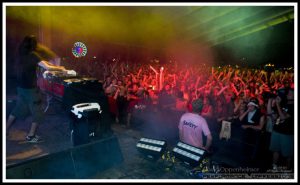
[{"left": 6, "top": 135, "right": 124, "bottom": 179}]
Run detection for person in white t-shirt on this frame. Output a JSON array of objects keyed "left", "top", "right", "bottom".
[{"left": 178, "top": 98, "right": 212, "bottom": 151}]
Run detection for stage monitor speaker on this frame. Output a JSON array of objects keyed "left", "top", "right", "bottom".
[
  {"left": 71, "top": 135, "right": 124, "bottom": 178},
  {"left": 6, "top": 150, "right": 75, "bottom": 179},
  {"left": 6, "top": 135, "right": 124, "bottom": 179}
]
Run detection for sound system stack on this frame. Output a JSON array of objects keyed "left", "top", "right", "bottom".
[{"left": 62, "top": 79, "right": 114, "bottom": 146}]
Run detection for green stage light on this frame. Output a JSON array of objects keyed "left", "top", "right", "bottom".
[
  {"left": 210, "top": 9, "right": 294, "bottom": 46},
  {"left": 190, "top": 7, "right": 271, "bottom": 41}
]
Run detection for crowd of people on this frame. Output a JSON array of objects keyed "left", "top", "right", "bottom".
[{"left": 64, "top": 58, "right": 294, "bottom": 172}]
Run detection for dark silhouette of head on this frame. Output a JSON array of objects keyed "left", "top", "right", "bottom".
[
  {"left": 19, "top": 35, "right": 37, "bottom": 55},
  {"left": 192, "top": 98, "right": 203, "bottom": 113}
]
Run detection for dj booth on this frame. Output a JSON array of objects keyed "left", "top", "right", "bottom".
[
  {"left": 37, "top": 67, "right": 112, "bottom": 146},
  {"left": 37, "top": 68, "right": 96, "bottom": 101}
]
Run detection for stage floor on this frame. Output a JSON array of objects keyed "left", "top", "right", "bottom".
[{"left": 5, "top": 99, "right": 194, "bottom": 179}]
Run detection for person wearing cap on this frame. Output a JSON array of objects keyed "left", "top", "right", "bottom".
[
  {"left": 239, "top": 98, "right": 265, "bottom": 129},
  {"left": 178, "top": 98, "right": 212, "bottom": 151},
  {"left": 239, "top": 97, "right": 266, "bottom": 160}
]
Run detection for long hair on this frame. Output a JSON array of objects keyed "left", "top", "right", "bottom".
[
  {"left": 15, "top": 35, "right": 38, "bottom": 80},
  {"left": 18, "top": 35, "right": 37, "bottom": 55}
]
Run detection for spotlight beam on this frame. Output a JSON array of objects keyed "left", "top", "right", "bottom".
[
  {"left": 188, "top": 6, "right": 272, "bottom": 41},
  {"left": 211, "top": 11, "right": 294, "bottom": 46},
  {"left": 186, "top": 6, "right": 240, "bottom": 31}
]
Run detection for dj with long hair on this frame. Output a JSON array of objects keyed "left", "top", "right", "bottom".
[{"left": 6, "top": 35, "right": 65, "bottom": 143}]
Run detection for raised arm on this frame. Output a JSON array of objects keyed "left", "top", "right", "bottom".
[
  {"left": 275, "top": 96, "right": 289, "bottom": 120},
  {"left": 230, "top": 82, "right": 239, "bottom": 96},
  {"left": 239, "top": 107, "right": 250, "bottom": 121},
  {"left": 217, "top": 85, "right": 229, "bottom": 96},
  {"left": 38, "top": 60, "right": 65, "bottom": 71}
]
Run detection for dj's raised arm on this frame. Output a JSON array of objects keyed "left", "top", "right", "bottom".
[{"left": 38, "top": 60, "right": 66, "bottom": 71}]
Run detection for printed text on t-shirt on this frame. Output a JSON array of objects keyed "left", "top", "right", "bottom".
[{"left": 183, "top": 120, "right": 198, "bottom": 129}]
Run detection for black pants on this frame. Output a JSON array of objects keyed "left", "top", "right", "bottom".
[
  {"left": 243, "top": 128, "right": 263, "bottom": 159},
  {"left": 117, "top": 96, "right": 128, "bottom": 125}
]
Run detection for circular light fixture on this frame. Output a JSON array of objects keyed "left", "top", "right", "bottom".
[{"left": 72, "top": 42, "right": 87, "bottom": 58}]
